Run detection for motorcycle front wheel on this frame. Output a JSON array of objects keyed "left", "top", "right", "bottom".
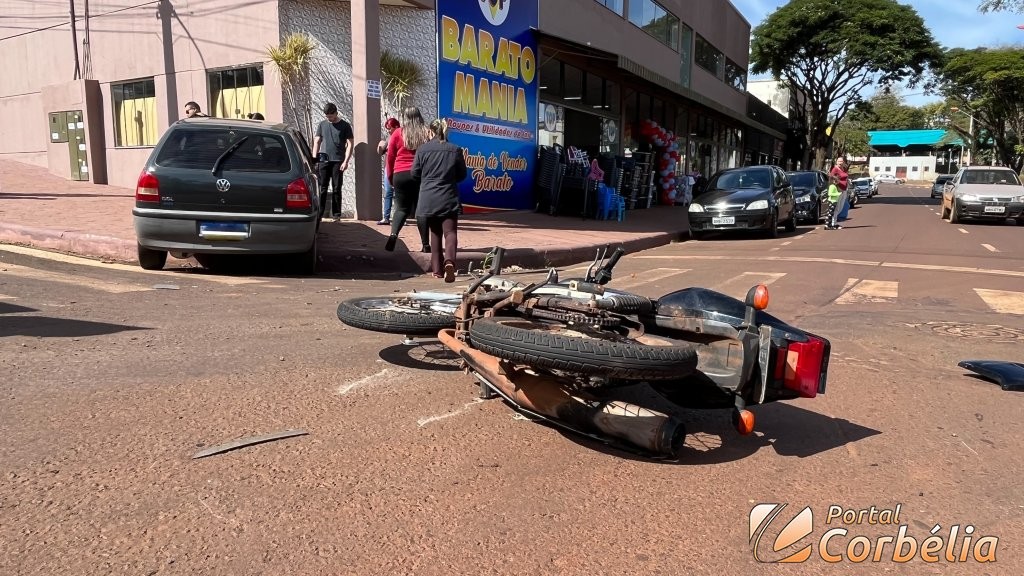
[
  {"left": 337, "top": 293, "right": 460, "bottom": 335},
  {"left": 468, "top": 317, "right": 698, "bottom": 380}
]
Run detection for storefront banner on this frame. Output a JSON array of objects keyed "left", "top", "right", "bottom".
[{"left": 436, "top": 0, "right": 538, "bottom": 211}]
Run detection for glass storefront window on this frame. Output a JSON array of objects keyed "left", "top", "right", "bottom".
[
  {"left": 539, "top": 58, "right": 561, "bottom": 100},
  {"left": 653, "top": 98, "right": 664, "bottom": 126},
  {"left": 606, "top": 81, "right": 620, "bottom": 115},
  {"left": 584, "top": 73, "right": 603, "bottom": 109},
  {"left": 624, "top": 90, "right": 638, "bottom": 150},
  {"left": 638, "top": 93, "right": 651, "bottom": 122},
  {"left": 563, "top": 64, "right": 583, "bottom": 102}
]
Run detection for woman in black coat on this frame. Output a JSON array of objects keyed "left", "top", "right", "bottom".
[{"left": 411, "top": 119, "right": 467, "bottom": 282}]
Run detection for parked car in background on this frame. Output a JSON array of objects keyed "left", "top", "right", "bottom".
[
  {"left": 874, "top": 173, "right": 905, "bottom": 185},
  {"left": 931, "top": 174, "right": 955, "bottom": 198},
  {"left": 133, "top": 118, "right": 322, "bottom": 274},
  {"left": 688, "top": 165, "right": 797, "bottom": 239},
  {"left": 940, "top": 166, "right": 1024, "bottom": 224},
  {"left": 787, "top": 170, "right": 827, "bottom": 223},
  {"left": 851, "top": 177, "right": 876, "bottom": 199}
]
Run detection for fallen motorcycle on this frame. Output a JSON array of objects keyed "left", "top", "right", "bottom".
[{"left": 337, "top": 247, "right": 832, "bottom": 458}]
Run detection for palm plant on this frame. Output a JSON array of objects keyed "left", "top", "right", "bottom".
[
  {"left": 380, "top": 49, "right": 424, "bottom": 113},
  {"left": 267, "top": 32, "right": 317, "bottom": 143}
]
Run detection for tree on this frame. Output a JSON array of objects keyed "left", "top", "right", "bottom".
[
  {"left": 750, "top": 0, "right": 942, "bottom": 169},
  {"left": 848, "top": 91, "right": 927, "bottom": 131},
  {"left": 934, "top": 47, "right": 1024, "bottom": 172},
  {"left": 267, "top": 33, "right": 317, "bottom": 143},
  {"left": 978, "top": 0, "right": 1024, "bottom": 12},
  {"left": 379, "top": 49, "right": 424, "bottom": 118}
]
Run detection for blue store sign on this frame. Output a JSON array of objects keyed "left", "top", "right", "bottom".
[{"left": 436, "top": 0, "right": 538, "bottom": 212}]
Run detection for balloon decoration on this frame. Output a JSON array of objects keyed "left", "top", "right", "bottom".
[{"left": 639, "top": 119, "right": 681, "bottom": 204}]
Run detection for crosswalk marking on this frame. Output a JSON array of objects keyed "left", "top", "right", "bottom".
[
  {"left": 712, "top": 272, "right": 787, "bottom": 299},
  {"left": 612, "top": 268, "right": 690, "bottom": 290},
  {"left": 974, "top": 289, "right": 1024, "bottom": 315},
  {"left": 835, "top": 279, "right": 898, "bottom": 304},
  {"left": 0, "top": 293, "right": 16, "bottom": 300},
  {"left": 981, "top": 244, "right": 999, "bottom": 253},
  {"left": 0, "top": 263, "right": 151, "bottom": 293}
]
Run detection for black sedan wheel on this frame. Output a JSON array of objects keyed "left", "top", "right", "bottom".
[{"left": 767, "top": 210, "right": 779, "bottom": 238}]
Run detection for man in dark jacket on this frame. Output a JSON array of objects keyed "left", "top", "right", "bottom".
[{"left": 412, "top": 119, "right": 467, "bottom": 282}]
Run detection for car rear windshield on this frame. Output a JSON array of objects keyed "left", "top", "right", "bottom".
[
  {"left": 961, "top": 170, "right": 1021, "bottom": 185},
  {"left": 155, "top": 128, "right": 291, "bottom": 173},
  {"left": 788, "top": 173, "right": 817, "bottom": 188}
]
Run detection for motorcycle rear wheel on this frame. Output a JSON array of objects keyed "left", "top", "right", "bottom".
[
  {"left": 337, "top": 294, "right": 459, "bottom": 335},
  {"left": 468, "top": 317, "right": 697, "bottom": 381}
]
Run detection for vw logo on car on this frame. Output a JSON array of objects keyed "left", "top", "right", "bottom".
[{"left": 215, "top": 178, "right": 231, "bottom": 192}]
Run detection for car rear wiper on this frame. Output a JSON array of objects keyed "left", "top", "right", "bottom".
[{"left": 211, "top": 136, "right": 250, "bottom": 174}]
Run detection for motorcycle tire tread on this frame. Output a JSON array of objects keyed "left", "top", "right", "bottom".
[
  {"left": 337, "top": 297, "right": 454, "bottom": 335},
  {"left": 468, "top": 317, "right": 697, "bottom": 380}
]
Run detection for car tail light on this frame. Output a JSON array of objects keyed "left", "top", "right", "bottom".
[
  {"left": 782, "top": 335, "right": 830, "bottom": 398},
  {"left": 286, "top": 177, "right": 311, "bottom": 209},
  {"left": 135, "top": 170, "right": 159, "bottom": 202}
]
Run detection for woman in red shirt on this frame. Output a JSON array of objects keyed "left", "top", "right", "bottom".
[{"left": 385, "top": 107, "right": 431, "bottom": 252}]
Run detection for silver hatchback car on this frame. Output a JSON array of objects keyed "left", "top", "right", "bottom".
[
  {"left": 133, "top": 118, "right": 322, "bottom": 273},
  {"left": 940, "top": 166, "right": 1024, "bottom": 224}
]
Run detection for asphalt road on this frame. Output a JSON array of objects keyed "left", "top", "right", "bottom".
[{"left": 2, "top": 183, "right": 1023, "bottom": 575}]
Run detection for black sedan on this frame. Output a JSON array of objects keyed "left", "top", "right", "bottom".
[
  {"left": 787, "top": 170, "right": 827, "bottom": 223},
  {"left": 688, "top": 166, "right": 797, "bottom": 239}
]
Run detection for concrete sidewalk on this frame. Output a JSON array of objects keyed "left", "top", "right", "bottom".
[{"left": 0, "top": 159, "right": 690, "bottom": 274}]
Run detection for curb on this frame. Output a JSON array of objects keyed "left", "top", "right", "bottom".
[{"left": 0, "top": 222, "right": 136, "bottom": 263}]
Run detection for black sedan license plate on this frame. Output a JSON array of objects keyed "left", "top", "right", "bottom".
[
  {"left": 199, "top": 221, "right": 250, "bottom": 240},
  {"left": 712, "top": 216, "right": 735, "bottom": 225}
]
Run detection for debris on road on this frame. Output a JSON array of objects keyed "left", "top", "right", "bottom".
[
  {"left": 153, "top": 284, "right": 180, "bottom": 290},
  {"left": 958, "top": 360, "right": 1024, "bottom": 391},
  {"left": 191, "top": 429, "right": 309, "bottom": 459}
]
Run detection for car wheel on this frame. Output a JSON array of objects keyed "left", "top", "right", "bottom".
[
  {"left": 949, "top": 201, "right": 961, "bottom": 224},
  {"left": 137, "top": 243, "right": 167, "bottom": 271},
  {"left": 297, "top": 238, "right": 318, "bottom": 275},
  {"left": 767, "top": 210, "right": 779, "bottom": 239}
]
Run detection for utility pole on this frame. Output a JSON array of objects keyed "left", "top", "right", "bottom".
[{"left": 69, "top": 0, "right": 81, "bottom": 80}]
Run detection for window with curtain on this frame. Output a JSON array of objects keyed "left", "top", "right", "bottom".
[
  {"left": 627, "top": 0, "right": 680, "bottom": 50},
  {"left": 112, "top": 78, "right": 158, "bottom": 147},
  {"left": 208, "top": 65, "right": 265, "bottom": 119},
  {"left": 695, "top": 35, "right": 724, "bottom": 79}
]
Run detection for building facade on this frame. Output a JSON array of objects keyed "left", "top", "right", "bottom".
[{"left": 1, "top": 0, "right": 784, "bottom": 219}]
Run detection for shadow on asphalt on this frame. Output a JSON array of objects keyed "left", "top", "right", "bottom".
[
  {"left": 0, "top": 301, "right": 38, "bottom": 315},
  {"left": 0, "top": 192, "right": 135, "bottom": 200},
  {"left": 861, "top": 195, "right": 934, "bottom": 205},
  {"left": 690, "top": 226, "right": 818, "bottom": 242},
  {"left": 0, "top": 315, "right": 150, "bottom": 338}
]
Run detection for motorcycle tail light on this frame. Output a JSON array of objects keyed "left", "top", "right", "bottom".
[{"left": 782, "top": 335, "right": 830, "bottom": 398}]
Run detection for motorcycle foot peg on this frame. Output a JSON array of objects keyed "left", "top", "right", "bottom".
[{"left": 732, "top": 408, "right": 756, "bottom": 435}]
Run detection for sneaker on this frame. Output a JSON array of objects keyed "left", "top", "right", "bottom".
[
  {"left": 835, "top": 225, "right": 843, "bottom": 230},
  {"left": 421, "top": 244, "right": 431, "bottom": 253},
  {"left": 376, "top": 219, "right": 390, "bottom": 226},
  {"left": 444, "top": 261, "right": 456, "bottom": 283},
  {"left": 384, "top": 235, "right": 397, "bottom": 252}
]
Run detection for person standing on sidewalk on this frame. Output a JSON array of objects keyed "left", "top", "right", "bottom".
[
  {"left": 384, "top": 106, "right": 430, "bottom": 253},
  {"left": 412, "top": 118, "right": 467, "bottom": 282},
  {"left": 824, "top": 174, "right": 843, "bottom": 230},
  {"left": 312, "top": 102, "right": 354, "bottom": 220},
  {"left": 829, "top": 155, "right": 850, "bottom": 222},
  {"left": 376, "top": 117, "right": 400, "bottom": 226}
]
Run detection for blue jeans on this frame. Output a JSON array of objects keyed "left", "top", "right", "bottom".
[{"left": 381, "top": 176, "right": 394, "bottom": 222}]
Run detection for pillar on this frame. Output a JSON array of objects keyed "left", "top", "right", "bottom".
[{"left": 351, "top": 0, "right": 383, "bottom": 221}]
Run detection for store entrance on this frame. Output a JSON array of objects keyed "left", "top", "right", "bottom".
[{"left": 564, "top": 108, "right": 602, "bottom": 159}]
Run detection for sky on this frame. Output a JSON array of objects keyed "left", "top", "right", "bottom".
[{"left": 730, "top": 0, "right": 1024, "bottom": 106}]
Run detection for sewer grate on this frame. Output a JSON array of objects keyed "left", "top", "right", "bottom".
[{"left": 916, "top": 321, "right": 1024, "bottom": 342}]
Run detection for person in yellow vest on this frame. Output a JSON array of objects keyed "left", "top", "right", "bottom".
[{"left": 824, "top": 174, "right": 843, "bottom": 230}]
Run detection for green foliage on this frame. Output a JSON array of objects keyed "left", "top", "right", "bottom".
[
  {"left": 847, "top": 92, "right": 927, "bottom": 130},
  {"left": 978, "top": 0, "right": 1024, "bottom": 12},
  {"left": 750, "top": 0, "right": 941, "bottom": 168},
  {"left": 267, "top": 33, "right": 317, "bottom": 141},
  {"left": 380, "top": 50, "right": 424, "bottom": 110},
  {"left": 934, "top": 47, "right": 1024, "bottom": 171}
]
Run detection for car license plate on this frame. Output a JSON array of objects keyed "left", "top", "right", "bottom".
[
  {"left": 712, "top": 216, "right": 735, "bottom": 225},
  {"left": 199, "top": 221, "right": 250, "bottom": 240},
  {"left": 984, "top": 206, "right": 1006, "bottom": 213}
]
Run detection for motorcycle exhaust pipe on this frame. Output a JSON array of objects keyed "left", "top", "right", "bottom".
[{"left": 438, "top": 330, "right": 686, "bottom": 457}]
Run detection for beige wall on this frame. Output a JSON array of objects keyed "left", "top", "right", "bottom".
[
  {"left": 0, "top": 0, "right": 282, "bottom": 187},
  {"left": 539, "top": 0, "right": 749, "bottom": 115}
]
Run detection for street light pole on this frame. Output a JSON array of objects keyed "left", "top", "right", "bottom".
[{"left": 950, "top": 106, "right": 975, "bottom": 166}]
